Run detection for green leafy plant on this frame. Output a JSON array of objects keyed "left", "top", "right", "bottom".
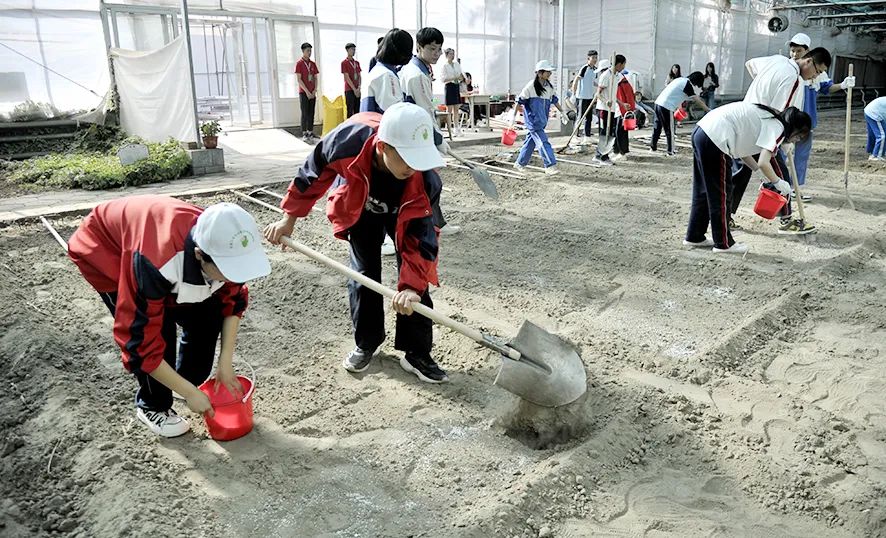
[
  {"left": 5, "top": 137, "right": 190, "bottom": 190},
  {"left": 200, "top": 120, "right": 222, "bottom": 137}
]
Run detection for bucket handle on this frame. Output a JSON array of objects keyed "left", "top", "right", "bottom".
[
  {"left": 624, "top": 111, "right": 635, "bottom": 119},
  {"left": 237, "top": 360, "right": 257, "bottom": 403}
]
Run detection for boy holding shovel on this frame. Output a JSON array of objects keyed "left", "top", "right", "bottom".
[
  {"left": 68, "top": 196, "right": 272, "bottom": 437},
  {"left": 263, "top": 103, "right": 450, "bottom": 384}
]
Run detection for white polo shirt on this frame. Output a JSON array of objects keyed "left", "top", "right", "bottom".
[
  {"left": 595, "top": 68, "right": 624, "bottom": 115},
  {"left": 697, "top": 101, "right": 786, "bottom": 158},
  {"left": 655, "top": 77, "right": 696, "bottom": 111},
  {"left": 744, "top": 55, "right": 804, "bottom": 112}
]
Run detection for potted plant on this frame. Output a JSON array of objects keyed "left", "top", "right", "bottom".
[{"left": 200, "top": 120, "right": 222, "bottom": 149}]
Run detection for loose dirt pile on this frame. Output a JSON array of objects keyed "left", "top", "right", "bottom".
[{"left": 1, "top": 109, "right": 884, "bottom": 537}]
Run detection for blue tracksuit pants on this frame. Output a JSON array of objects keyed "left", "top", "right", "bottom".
[
  {"left": 866, "top": 114, "right": 886, "bottom": 158},
  {"left": 793, "top": 130, "right": 813, "bottom": 186},
  {"left": 517, "top": 129, "right": 557, "bottom": 168}
]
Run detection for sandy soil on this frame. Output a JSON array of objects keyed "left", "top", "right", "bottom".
[{"left": 1, "top": 109, "right": 884, "bottom": 537}]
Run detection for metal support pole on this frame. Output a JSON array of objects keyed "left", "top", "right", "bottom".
[
  {"left": 180, "top": 0, "right": 204, "bottom": 147},
  {"left": 557, "top": 0, "right": 566, "bottom": 101}
]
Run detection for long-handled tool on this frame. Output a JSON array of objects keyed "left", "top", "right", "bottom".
[
  {"left": 235, "top": 191, "right": 587, "bottom": 407},
  {"left": 448, "top": 149, "right": 499, "bottom": 199},
  {"left": 40, "top": 216, "right": 69, "bottom": 252},
  {"left": 842, "top": 63, "right": 856, "bottom": 211},
  {"left": 278, "top": 235, "right": 586, "bottom": 407},
  {"left": 446, "top": 160, "right": 525, "bottom": 180},
  {"left": 556, "top": 94, "right": 597, "bottom": 154},
  {"left": 596, "top": 52, "right": 619, "bottom": 160},
  {"left": 784, "top": 145, "right": 816, "bottom": 235},
  {"left": 462, "top": 156, "right": 527, "bottom": 178}
]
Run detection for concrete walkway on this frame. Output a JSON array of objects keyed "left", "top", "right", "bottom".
[{"left": 0, "top": 124, "right": 526, "bottom": 222}]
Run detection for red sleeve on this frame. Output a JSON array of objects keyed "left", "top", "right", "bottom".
[
  {"left": 216, "top": 283, "right": 249, "bottom": 318},
  {"left": 341, "top": 59, "right": 348, "bottom": 74},
  {"left": 295, "top": 60, "right": 305, "bottom": 77},
  {"left": 397, "top": 236, "right": 439, "bottom": 294}
]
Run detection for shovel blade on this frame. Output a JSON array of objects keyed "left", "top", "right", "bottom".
[
  {"left": 493, "top": 320, "right": 587, "bottom": 407},
  {"left": 469, "top": 168, "right": 499, "bottom": 199}
]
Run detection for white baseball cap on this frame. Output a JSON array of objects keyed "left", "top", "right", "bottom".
[
  {"left": 597, "top": 59, "right": 611, "bottom": 70},
  {"left": 192, "top": 203, "right": 271, "bottom": 283},
  {"left": 377, "top": 102, "right": 446, "bottom": 171},
  {"left": 789, "top": 33, "right": 811, "bottom": 48},
  {"left": 535, "top": 60, "right": 556, "bottom": 72}
]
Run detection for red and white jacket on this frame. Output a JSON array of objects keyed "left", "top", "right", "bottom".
[
  {"left": 280, "top": 112, "right": 442, "bottom": 293},
  {"left": 68, "top": 196, "right": 248, "bottom": 374}
]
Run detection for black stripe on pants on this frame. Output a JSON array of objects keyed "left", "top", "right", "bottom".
[
  {"left": 596, "top": 110, "right": 617, "bottom": 160},
  {"left": 613, "top": 118, "right": 630, "bottom": 155},
  {"left": 347, "top": 210, "right": 433, "bottom": 356},
  {"left": 651, "top": 104, "right": 673, "bottom": 153},
  {"left": 299, "top": 93, "right": 316, "bottom": 136},
  {"left": 686, "top": 127, "right": 734, "bottom": 249},
  {"left": 100, "top": 292, "right": 223, "bottom": 412}
]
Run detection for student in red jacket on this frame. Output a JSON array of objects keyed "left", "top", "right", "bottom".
[
  {"left": 263, "top": 102, "right": 449, "bottom": 383},
  {"left": 68, "top": 196, "right": 271, "bottom": 437}
]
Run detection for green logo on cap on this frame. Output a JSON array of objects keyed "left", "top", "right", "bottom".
[
  {"left": 422, "top": 128, "right": 429, "bottom": 140},
  {"left": 241, "top": 236, "right": 249, "bottom": 247}
]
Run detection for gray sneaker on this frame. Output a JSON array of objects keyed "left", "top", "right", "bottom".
[{"left": 342, "top": 347, "right": 375, "bottom": 373}]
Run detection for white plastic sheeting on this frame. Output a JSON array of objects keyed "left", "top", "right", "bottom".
[
  {"left": 111, "top": 37, "right": 198, "bottom": 142},
  {"left": 562, "top": 0, "right": 885, "bottom": 99},
  {"left": 0, "top": 1, "right": 108, "bottom": 115}
]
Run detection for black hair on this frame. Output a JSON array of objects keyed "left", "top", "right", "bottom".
[
  {"left": 300, "top": 42, "right": 312, "bottom": 51},
  {"left": 614, "top": 54, "right": 626, "bottom": 66},
  {"left": 803, "top": 47, "right": 832, "bottom": 69},
  {"left": 670, "top": 64, "right": 682, "bottom": 77},
  {"left": 587, "top": 49, "right": 598, "bottom": 57},
  {"left": 687, "top": 71, "right": 705, "bottom": 87},
  {"left": 464, "top": 72, "right": 472, "bottom": 79},
  {"left": 376, "top": 28, "right": 413, "bottom": 66},
  {"left": 345, "top": 43, "right": 356, "bottom": 50},
  {"left": 754, "top": 104, "right": 812, "bottom": 141},
  {"left": 706, "top": 62, "right": 716, "bottom": 75},
  {"left": 533, "top": 74, "right": 552, "bottom": 97},
  {"left": 416, "top": 27, "right": 444, "bottom": 47},
  {"left": 377, "top": 36, "right": 384, "bottom": 45},
  {"left": 199, "top": 250, "right": 214, "bottom": 265}
]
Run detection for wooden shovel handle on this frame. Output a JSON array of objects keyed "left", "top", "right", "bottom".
[
  {"left": 842, "top": 64, "right": 854, "bottom": 177},
  {"left": 278, "top": 236, "right": 522, "bottom": 361}
]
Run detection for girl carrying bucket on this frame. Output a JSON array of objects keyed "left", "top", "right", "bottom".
[
  {"left": 683, "top": 102, "right": 811, "bottom": 254},
  {"left": 651, "top": 71, "right": 709, "bottom": 155},
  {"left": 514, "top": 60, "right": 566, "bottom": 175}
]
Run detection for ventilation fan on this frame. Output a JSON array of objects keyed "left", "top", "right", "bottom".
[
  {"left": 717, "top": 0, "right": 731, "bottom": 12},
  {"left": 768, "top": 15, "right": 788, "bottom": 33}
]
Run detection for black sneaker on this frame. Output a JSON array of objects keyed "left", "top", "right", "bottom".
[
  {"left": 400, "top": 353, "right": 449, "bottom": 384},
  {"left": 342, "top": 347, "right": 375, "bottom": 373}
]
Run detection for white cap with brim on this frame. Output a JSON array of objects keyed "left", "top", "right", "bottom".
[
  {"left": 597, "top": 59, "right": 611, "bottom": 70},
  {"left": 789, "top": 32, "right": 811, "bottom": 48},
  {"left": 377, "top": 102, "right": 446, "bottom": 171},
  {"left": 192, "top": 203, "right": 272, "bottom": 284},
  {"left": 535, "top": 59, "right": 556, "bottom": 72}
]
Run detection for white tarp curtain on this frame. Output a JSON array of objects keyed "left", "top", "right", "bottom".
[
  {"left": 0, "top": 1, "right": 108, "bottom": 115},
  {"left": 111, "top": 37, "right": 198, "bottom": 142},
  {"left": 563, "top": 0, "right": 886, "bottom": 99}
]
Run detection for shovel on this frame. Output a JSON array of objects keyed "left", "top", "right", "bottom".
[
  {"left": 448, "top": 149, "right": 499, "bottom": 199},
  {"left": 278, "top": 235, "right": 587, "bottom": 407}
]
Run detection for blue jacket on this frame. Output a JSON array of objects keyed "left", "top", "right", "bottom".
[
  {"left": 803, "top": 75, "right": 834, "bottom": 128},
  {"left": 517, "top": 78, "right": 559, "bottom": 131}
]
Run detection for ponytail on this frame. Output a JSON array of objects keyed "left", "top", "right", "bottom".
[
  {"left": 533, "top": 74, "right": 547, "bottom": 97},
  {"left": 754, "top": 104, "right": 811, "bottom": 142}
]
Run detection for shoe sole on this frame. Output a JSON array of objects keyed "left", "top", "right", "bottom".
[
  {"left": 342, "top": 356, "right": 373, "bottom": 373},
  {"left": 399, "top": 356, "right": 448, "bottom": 384},
  {"left": 683, "top": 240, "right": 714, "bottom": 248},
  {"left": 136, "top": 410, "right": 190, "bottom": 438}
]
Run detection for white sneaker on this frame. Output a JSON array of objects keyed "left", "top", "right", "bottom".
[
  {"left": 513, "top": 163, "right": 526, "bottom": 172},
  {"left": 611, "top": 153, "right": 624, "bottom": 161},
  {"left": 381, "top": 236, "right": 396, "bottom": 256},
  {"left": 136, "top": 408, "right": 190, "bottom": 438},
  {"left": 439, "top": 224, "right": 461, "bottom": 236},
  {"left": 683, "top": 238, "right": 714, "bottom": 248},
  {"left": 544, "top": 165, "right": 560, "bottom": 176},
  {"left": 712, "top": 243, "right": 749, "bottom": 254}
]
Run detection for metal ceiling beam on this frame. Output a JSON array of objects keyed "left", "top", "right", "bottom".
[
  {"left": 806, "top": 9, "right": 886, "bottom": 17},
  {"left": 774, "top": 1, "right": 886, "bottom": 9},
  {"left": 837, "top": 19, "right": 886, "bottom": 24}
]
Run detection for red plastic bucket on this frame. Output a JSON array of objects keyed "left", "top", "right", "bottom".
[
  {"left": 623, "top": 112, "right": 637, "bottom": 131},
  {"left": 674, "top": 106, "right": 688, "bottom": 121},
  {"left": 501, "top": 128, "right": 517, "bottom": 146},
  {"left": 753, "top": 187, "right": 787, "bottom": 219},
  {"left": 198, "top": 369, "right": 255, "bottom": 441}
]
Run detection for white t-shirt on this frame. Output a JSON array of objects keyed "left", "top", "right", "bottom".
[
  {"left": 744, "top": 55, "right": 804, "bottom": 112},
  {"left": 595, "top": 68, "right": 624, "bottom": 115},
  {"left": 865, "top": 96, "right": 886, "bottom": 122},
  {"left": 655, "top": 77, "right": 696, "bottom": 111},
  {"left": 697, "top": 101, "right": 786, "bottom": 158},
  {"left": 441, "top": 61, "right": 463, "bottom": 84}
]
